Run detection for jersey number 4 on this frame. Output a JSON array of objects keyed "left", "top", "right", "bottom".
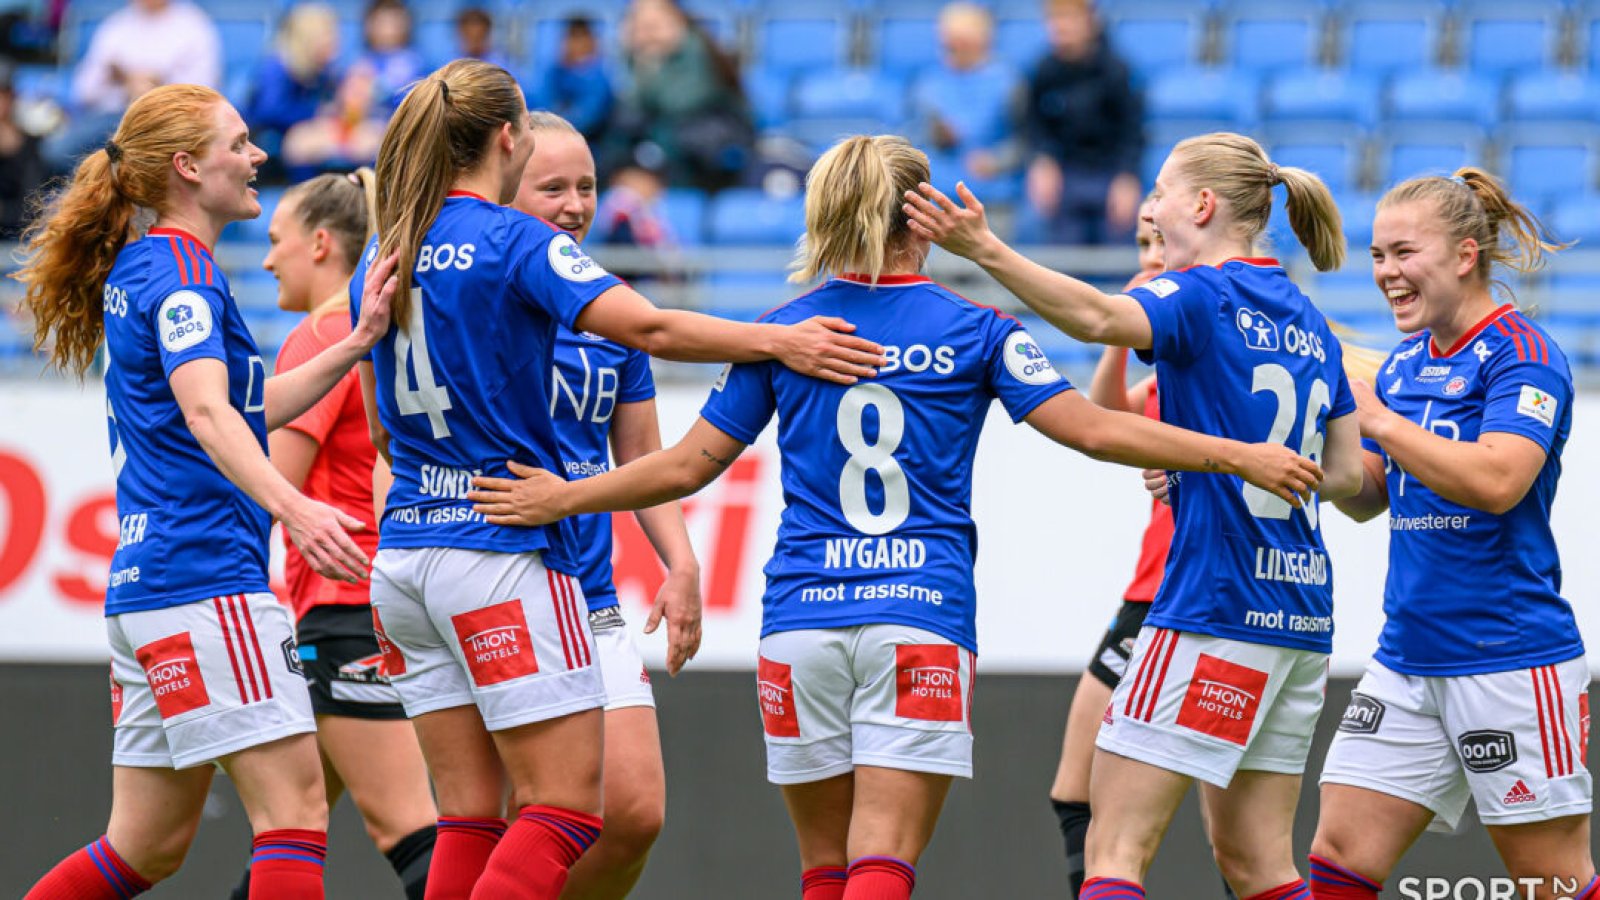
[
  {"left": 393, "top": 288, "right": 455, "bottom": 439},
  {"left": 837, "top": 384, "right": 909, "bottom": 535},
  {"left": 1243, "top": 363, "right": 1329, "bottom": 529}
]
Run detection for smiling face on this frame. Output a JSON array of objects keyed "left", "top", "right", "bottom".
[
  {"left": 512, "top": 129, "right": 597, "bottom": 241},
  {"left": 187, "top": 102, "right": 266, "bottom": 224},
  {"left": 1135, "top": 197, "right": 1164, "bottom": 274},
  {"left": 1370, "top": 199, "right": 1477, "bottom": 336},
  {"left": 262, "top": 195, "right": 318, "bottom": 312},
  {"left": 1144, "top": 158, "right": 1203, "bottom": 270}
]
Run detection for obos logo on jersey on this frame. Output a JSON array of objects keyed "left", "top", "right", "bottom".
[
  {"left": 548, "top": 233, "right": 608, "bottom": 283},
  {"left": 135, "top": 631, "right": 212, "bottom": 719},
  {"left": 895, "top": 644, "right": 963, "bottom": 721},
  {"left": 1235, "top": 308, "right": 1280, "bottom": 352},
  {"left": 1176, "top": 654, "right": 1268, "bottom": 746},
  {"left": 758, "top": 656, "right": 801, "bottom": 737},
  {"left": 157, "top": 290, "right": 213, "bottom": 353},
  {"left": 1003, "top": 331, "right": 1060, "bottom": 385},
  {"left": 452, "top": 600, "right": 539, "bottom": 686}
]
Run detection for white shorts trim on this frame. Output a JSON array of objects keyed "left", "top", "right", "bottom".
[
  {"left": 370, "top": 548, "right": 605, "bottom": 731},
  {"left": 109, "top": 593, "right": 315, "bottom": 769},
  {"left": 757, "top": 624, "right": 975, "bottom": 785},
  {"left": 591, "top": 609, "right": 656, "bottom": 711},
  {"left": 1097, "top": 626, "right": 1328, "bottom": 788}
]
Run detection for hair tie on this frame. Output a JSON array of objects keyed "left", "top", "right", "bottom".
[
  {"left": 346, "top": 171, "right": 363, "bottom": 185},
  {"left": 1267, "top": 163, "right": 1282, "bottom": 186},
  {"left": 438, "top": 80, "right": 451, "bottom": 103},
  {"left": 1449, "top": 174, "right": 1468, "bottom": 186},
  {"left": 103, "top": 139, "right": 122, "bottom": 163}
]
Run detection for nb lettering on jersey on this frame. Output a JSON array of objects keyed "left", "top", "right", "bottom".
[{"left": 550, "top": 346, "right": 621, "bottom": 424}]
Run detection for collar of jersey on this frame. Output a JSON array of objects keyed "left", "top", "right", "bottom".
[
  {"left": 837, "top": 273, "right": 932, "bottom": 286},
  {"left": 148, "top": 226, "right": 213, "bottom": 254},
  {"left": 1181, "top": 256, "right": 1280, "bottom": 271},
  {"left": 1430, "top": 303, "right": 1513, "bottom": 358},
  {"left": 446, "top": 190, "right": 490, "bottom": 202}
]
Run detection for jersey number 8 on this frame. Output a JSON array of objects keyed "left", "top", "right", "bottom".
[{"left": 836, "top": 384, "right": 909, "bottom": 535}]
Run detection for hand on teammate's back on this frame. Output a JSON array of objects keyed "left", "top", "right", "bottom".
[
  {"left": 468, "top": 461, "right": 568, "bottom": 526},
  {"left": 349, "top": 252, "right": 400, "bottom": 351},
  {"left": 774, "top": 316, "right": 887, "bottom": 385},
  {"left": 282, "top": 496, "right": 372, "bottom": 582},
  {"left": 1237, "top": 443, "right": 1323, "bottom": 508}
]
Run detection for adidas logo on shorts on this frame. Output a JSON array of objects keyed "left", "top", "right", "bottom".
[{"left": 1503, "top": 780, "right": 1537, "bottom": 805}]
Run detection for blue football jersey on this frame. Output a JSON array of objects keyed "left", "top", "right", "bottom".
[
  {"left": 1367, "top": 305, "right": 1582, "bottom": 676},
  {"left": 699, "top": 274, "right": 1072, "bottom": 652},
  {"left": 1127, "top": 258, "right": 1355, "bottom": 653},
  {"left": 549, "top": 326, "right": 656, "bottom": 611},
  {"left": 352, "top": 192, "right": 621, "bottom": 570},
  {"left": 102, "top": 227, "right": 271, "bottom": 616}
]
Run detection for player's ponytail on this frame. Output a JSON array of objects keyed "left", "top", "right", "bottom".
[
  {"left": 1170, "top": 132, "right": 1345, "bottom": 272},
  {"left": 790, "top": 134, "right": 930, "bottom": 285},
  {"left": 13, "top": 84, "right": 224, "bottom": 376},
  {"left": 376, "top": 58, "right": 525, "bottom": 331}
]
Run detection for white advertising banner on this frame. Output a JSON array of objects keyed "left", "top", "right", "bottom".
[{"left": 1, "top": 382, "right": 1597, "bottom": 676}]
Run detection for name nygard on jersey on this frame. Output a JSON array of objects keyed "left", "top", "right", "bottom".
[
  {"left": 700, "top": 274, "right": 1071, "bottom": 653},
  {"left": 103, "top": 227, "right": 272, "bottom": 615},
  {"left": 352, "top": 193, "right": 621, "bottom": 571},
  {"left": 1127, "top": 258, "right": 1356, "bottom": 653},
  {"left": 549, "top": 325, "right": 656, "bottom": 612},
  {"left": 1367, "top": 304, "right": 1584, "bottom": 676}
]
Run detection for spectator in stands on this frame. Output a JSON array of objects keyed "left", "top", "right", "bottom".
[
  {"left": 529, "top": 15, "right": 613, "bottom": 142},
  {"left": 244, "top": 3, "right": 341, "bottom": 171},
  {"left": 355, "top": 0, "right": 424, "bottom": 115},
  {"left": 279, "top": 63, "right": 386, "bottom": 177},
  {"left": 0, "top": 66, "right": 46, "bottom": 240},
  {"left": 453, "top": 7, "right": 510, "bottom": 70},
  {"left": 910, "top": 3, "right": 1023, "bottom": 198},
  {"left": 43, "top": 0, "right": 219, "bottom": 172},
  {"left": 1021, "top": 0, "right": 1142, "bottom": 246},
  {"left": 606, "top": 0, "right": 752, "bottom": 192}
]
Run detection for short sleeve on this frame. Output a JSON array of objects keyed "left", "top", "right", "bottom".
[
  {"left": 275, "top": 318, "right": 347, "bottom": 445},
  {"left": 508, "top": 221, "right": 623, "bottom": 330},
  {"left": 699, "top": 362, "right": 776, "bottom": 445},
  {"left": 1127, "top": 269, "right": 1217, "bottom": 367},
  {"left": 617, "top": 347, "right": 656, "bottom": 404},
  {"left": 984, "top": 320, "right": 1073, "bottom": 422},
  {"left": 151, "top": 283, "right": 229, "bottom": 377},
  {"left": 1329, "top": 366, "right": 1356, "bottom": 420},
  {"left": 1480, "top": 352, "right": 1571, "bottom": 452},
  {"left": 349, "top": 238, "right": 376, "bottom": 360}
]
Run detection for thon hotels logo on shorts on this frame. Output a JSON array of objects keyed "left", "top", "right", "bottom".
[
  {"left": 1235, "top": 307, "right": 1281, "bottom": 352},
  {"left": 1457, "top": 729, "right": 1517, "bottom": 773},
  {"left": 548, "top": 233, "right": 608, "bottom": 283},
  {"left": 157, "top": 290, "right": 213, "bottom": 353},
  {"left": 452, "top": 600, "right": 539, "bottom": 687},
  {"left": 1003, "top": 330, "right": 1061, "bottom": 385},
  {"left": 757, "top": 657, "right": 801, "bottom": 737},
  {"left": 109, "top": 669, "right": 124, "bottom": 724},
  {"left": 895, "top": 645, "right": 962, "bottom": 722},
  {"left": 135, "top": 632, "right": 211, "bottom": 719},
  {"left": 1176, "top": 654, "right": 1269, "bottom": 746},
  {"left": 371, "top": 608, "right": 407, "bottom": 676}
]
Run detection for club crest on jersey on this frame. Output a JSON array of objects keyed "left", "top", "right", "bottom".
[
  {"left": 1142, "top": 277, "right": 1180, "bottom": 298},
  {"left": 157, "top": 290, "right": 213, "bottom": 353},
  {"left": 1517, "top": 385, "right": 1558, "bottom": 427},
  {"left": 1235, "top": 307, "right": 1280, "bottom": 352},
  {"left": 1444, "top": 375, "right": 1469, "bottom": 396},
  {"left": 1003, "top": 331, "right": 1060, "bottom": 385},
  {"left": 548, "top": 233, "right": 608, "bottom": 283}
]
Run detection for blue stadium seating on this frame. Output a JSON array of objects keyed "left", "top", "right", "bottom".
[
  {"left": 743, "top": 68, "right": 793, "bottom": 131},
  {"left": 415, "top": 17, "right": 460, "bottom": 68},
  {"left": 706, "top": 189, "right": 806, "bottom": 246},
  {"left": 1103, "top": 6, "right": 1204, "bottom": 75},
  {"left": 1144, "top": 67, "right": 1259, "bottom": 130},
  {"left": 1377, "top": 122, "right": 1489, "bottom": 185},
  {"left": 1501, "top": 123, "right": 1600, "bottom": 208},
  {"left": 1549, "top": 194, "right": 1600, "bottom": 246},
  {"left": 701, "top": 271, "right": 796, "bottom": 318},
  {"left": 876, "top": 16, "right": 941, "bottom": 78},
  {"left": 758, "top": 16, "right": 848, "bottom": 74},
  {"left": 787, "top": 69, "right": 908, "bottom": 151},
  {"left": 1457, "top": 3, "right": 1560, "bottom": 76},
  {"left": 1335, "top": 191, "right": 1382, "bottom": 250},
  {"left": 527, "top": 15, "right": 616, "bottom": 72},
  {"left": 1221, "top": 8, "right": 1323, "bottom": 75},
  {"left": 1386, "top": 69, "right": 1498, "bottom": 127},
  {"left": 659, "top": 188, "right": 710, "bottom": 247},
  {"left": 1263, "top": 68, "right": 1381, "bottom": 128},
  {"left": 1337, "top": 2, "right": 1442, "bottom": 75},
  {"left": 994, "top": 17, "right": 1049, "bottom": 71},
  {"left": 1263, "top": 122, "right": 1366, "bottom": 196},
  {"left": 1506, "top": 71, "right": 1600, "bottom": 124}
]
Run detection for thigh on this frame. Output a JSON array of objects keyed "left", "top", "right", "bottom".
[
  {"left": 1485, "top": 814, "right": 1596, "bottom": 890},
  {"left": 1052, "top": 672, "right": 1114, "bottom": 803},
  {"left": 105, "top": 763, "right": 215, "bottom": 872},
  {"left": 758, "top": 629, "right": 854, "bottom": 785},
  {"left": 781, "top": 772, "right": 855, "bottom": 870},
  {"left": 1084, "top": 747, "right": 1193, "bottom": 881},
  {"left": 849, "top": 624, "right": 975, "bottom": 780},
  {"left": 1311, "top": 783, "right": 1438, "bottom": 885},
  {"left": 1200, "top": 770, "right": 1304, "bottom": 896},
  {"left": 492, "top": 707, "right": 604, "bottom": 815},
  {"left": 220, "top": 732, "right": 328, "bottom": 833},
  {"left": 412, "top": 704, "right": 506, "bottom": 819},
  {"left": 846, "top": 765, "right": 953, "bottom": 865},
  {"left": 316, "top": 715, "right": 437, "bottom": 843},
  {"left": 600, "top": 705, "right": 665, "bottom": 826}
]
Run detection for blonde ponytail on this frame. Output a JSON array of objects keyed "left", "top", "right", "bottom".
[{"left": 789, "top": 135, "right": 929, "bottom": 285}]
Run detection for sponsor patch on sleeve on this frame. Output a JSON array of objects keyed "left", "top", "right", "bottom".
[
  {"left": 1003, "top": 330, "right": 1061, "bottom": 385},
  {"left": 156, "top": 290, "right": 214, "bottom": 353},
  {"left": 712, "top": 363, "right": 731, "bottom": 392},
  {"left": 1516, "top": 384, "right": 1558, "bottom": 427},
  {"left": 547, "top": 233, "right": 609, "bottom": 283},
  {"left": 1142, "top": 277, "right": 1180, "bottom": 298}
]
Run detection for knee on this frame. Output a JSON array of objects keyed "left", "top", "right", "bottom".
[
  {"left": 1209, "top": 836, "right": 1266, "bottom": 891},
  {"left": 1083, "top": 819, "right": 1161, "bottom": 877},
  {"left": 599, "top": 792, "right": 664, "bottom": 859},
  {"left": 122, "top": 826, "right": 199, "bottom": 883}
]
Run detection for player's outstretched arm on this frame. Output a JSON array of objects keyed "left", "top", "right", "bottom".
[
  {"left": 170, "top": 358, "right": 371, "bottom": 583},
  {"left": 575, "top": 285, "right": 885, "bottom": 386},
  {"left": 1024, "top": 390, "right": 1322, "bottom": 508},
  {"left": 469, "top": 418, "right": 746, "bottom": 526},
  {"left": 261, "top": 253, "right": 399, "bottom": 430},
  {"left": 1351, "top": 378, "right": 1546, "bottom": 514},
  {"left": 610, "top": 398, "right": 703, "bottom": 675},
  {"left": 1332, "top": 450, "right": 1389, "bottom": 523},
  {"left": 903, "top": 182, "right": 1154, "bottom": 349}
]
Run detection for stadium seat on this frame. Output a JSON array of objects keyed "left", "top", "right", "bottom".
[
  {"left": 226, "top": 186, "right": 286, "bottom": 244},
  {"left": 787, "top": 68, "right": 908, "bottom": 151},
  {"left": 1144, "top": 67, "right": 1260, "bottom": 129},
  {"left": 1386, "top": 69, "right": 1498, "bottom": 128},
  {"left": 1263, "top": 68, "right": 1381, "bottom": 128},
  {"left": 1377, "top": 122, "right": 1489, "bottom": 186},
  {"left": 707, "top": 189, "right": 806, "bottom": 246},
  {"left": 1501, "top": 123, "right": 1600, "bottom": 208},
  {"left": 994, "top": 17, "right": 1049, "bottom": 71},
  {"left": 1335, "top": 190, "right": 1382, "bottom": 250},
  {"left": 1506, "top": 70, "right": 1600, "bottom": 124},
  {"left": 214, "top": 14, "right": 271, "bottom": 83},
  {"left": 1456, "top": 1, "right": 1561, "bottom": 76},
  {"left": 744, "top": 68, "right": 794, "bottom": 131},
  {"left": 1262, "top": 122, "right": 1367, "bottom": 196},
  {"left": 757, "top": 15, "right": 848, "bottom": 74},
  {"left": 1219, "top": 7, "right": 1325, "bottom": 75},
  {"left": 876, "top": 16, "right": 941, "bottom": 78},
  {"left": 1337, "top": 1, "right": 1443, "bottom": 76},
  {"left": 1548, "top": 194, "right": 1600, "bottom": 246},
  {"left": 659, "top": 188, "right": 710, "bottom": 247},
  {"left": 415, "top": 17, "right": 460, "bottom": 68},
  {"left": 1103, "top": 5, "right": 1204, "bottom": 75}
]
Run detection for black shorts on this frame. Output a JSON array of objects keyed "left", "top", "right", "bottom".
[
  {"left": 298, "top": 606, "right": 407, "bottom": 720},
  {"left": 1085, "top": 600, "right": 1152, "bottom": 690}
]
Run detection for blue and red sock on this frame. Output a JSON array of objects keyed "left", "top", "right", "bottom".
[
  {"left": 468, "top": 805, "right": 602, "bottom": 900},
  {"left": 803, "top": 865, "right": 849, "bottom": 900},
  {"left": 1307, "top": 855, "right": 1381, "bottom": 900},
  {"left": 1244, "top": 880, "right": 1312, "bottom": 900},
  {"left": 24, "top": 836, "right": 152, "bottom": 899},
  {"left": 843, "top": 856, "right": 916, "bottom": 900},
  {"left": 1080, "top": 877, "right": 1146, "bottom": 900},
  {"left": 249, "top": 829, "right": 326, "bottom": 900}
]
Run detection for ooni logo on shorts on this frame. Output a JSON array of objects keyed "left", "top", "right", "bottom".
[
  {"left": 452, "top": 600, "right": 539, "bottom": 686},
  {"left": 757, "top": 656, "right": 801, "bottom": 737},
  {"left": 1338, "top": 693, "right": 1386, "bottom": 735},
  {"left": 1458, "top": 730, "right": 1517, "bottom": 773},
  {"left": 134, "top": 631, "right": 211, "bottom": 719},
  {"left": 1177, "top": 654, "right": 1268, "bottom": 746},
  {"left": 896, "top": 644, "right": 962, "bottom": 722},
  {"left": 1003, "top": 331, "right": 1060, "bottom": 385},
  {"left": 548, "top": 233, "right": 608, "bottom": 283},
  {"left": 157, "top": 291, "right": 213, "bottom": 353}
]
